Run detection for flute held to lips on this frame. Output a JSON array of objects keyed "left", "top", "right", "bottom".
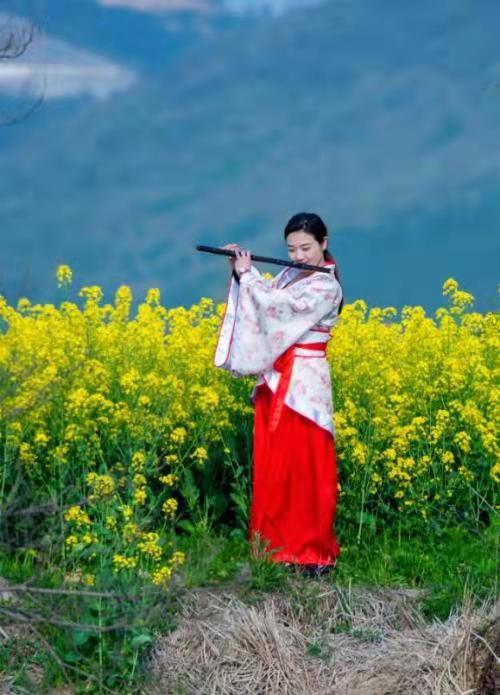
[{"left": 195, "top": 244, "right": 333, "bottom": 274}]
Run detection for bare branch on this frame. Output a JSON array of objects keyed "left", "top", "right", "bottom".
[
  {"left": 0, "top": 605, "right": 130, "bottom": 632},
  {"left": 0, "top": 18, "right": 35, "bottom": 60},
  {"left": 0, "top": 90, "right": 44, "bottom": 126},
  {"left": 1, "top": 497, "right": 89, "bottom": 520},
  {"left": 0, "top": 17, "right": 44, "bottom": 126},
  {"left": 4, "top": 584, "right": 132, "bottom": 600}
]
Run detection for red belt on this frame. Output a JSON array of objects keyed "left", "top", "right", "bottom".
[{"left": 269, "top": 342, "right": 328, "bottom": 432}]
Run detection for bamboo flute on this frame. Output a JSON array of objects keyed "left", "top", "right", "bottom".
[{"left": 195, "top": 244, "right": 332, "bottom": 274}]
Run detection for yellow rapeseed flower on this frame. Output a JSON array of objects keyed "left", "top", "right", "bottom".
[
  {"left": 86, "top": 472, "right": 116, "bottom": 500},
  {"left": 151, "top": 566, "right": 172, "bottom": 585},
  {"left": 159, "top": 474, "right": 178, "bottom": 486},
  {"left": 137, "top": 532, "right": 162, "bottom": 560},
  {"left": 170, "top": 428, "right": 187, "bottom": 445},
  {"left": 131, "top": 451, "right": 146, "bottom": 472},
  {"left": 112, "top": 554, "right": 138, "bottom": 571},
  {"left": 123, "top": 522, "right": 139, "bottom": 542},
  {"left": 442, "top": 278, "right": 458, "bottom": 296},
  {"left": 34, "top": 431, "right": 50, "bottom": 447},
  {"left": 191, "top": 447, "right": 208, "bottom": 464},
  {"left": 169, "top": 551, "right": 186, "bottom": 566},
  {"left": 490, "top": 462, "right": 500, "bottom": 483},
  {"left": 119, "top": 505, "right": 133, "bottom": 520},
  {"left": 105, "top": 516, "right": 117, "bottom": 530},
  {"left": 454, "top": 431, "right": 472, "bottom": 454},
  {"left": 162, "top": 498, "right": 178, "bottom": 519},
  {"left": 79, "top": 286, "right": 103, "bottom": 303},
  {"left": 18, "top": 443, "right": 36, "bottom": 468},
  {"left": 56, "top": 264, "right": 73, "bottom": 287},
  {"left": 132, "top": 473, "right": 147, "bottom": 487},
  {"left": 64, "top": 506, "right": 92, "bottom": 527},
  {"left": 146, "top": 288, "right": 161, "bottom": 305},
  {"left": 134, "top": 488, "right": 147, "bottom": 506}
]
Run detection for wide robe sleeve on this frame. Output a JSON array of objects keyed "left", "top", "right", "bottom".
[{"left": 214, "top": 267, "right": 342, "bottom": 375}]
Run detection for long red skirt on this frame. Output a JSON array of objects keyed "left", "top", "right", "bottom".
[{"left": 249, "top": 382, "right": 340, "bottom": 565}]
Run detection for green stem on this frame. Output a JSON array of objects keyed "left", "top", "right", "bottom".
[
  {"left": 98, "top": 595, "right": 103, "bottom": 690},
  {"left": 357, "top": 470, "right": 368, "bottom": 545},
  {"left": 129, "top": 648, "right": 139, "bottom": 684},
  {"left": 0, "top": 426, "right": 8, "bottom": 512}
]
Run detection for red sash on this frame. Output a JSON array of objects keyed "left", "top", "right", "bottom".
[{"left": 269, "top": 342, "right": 328, "bottom": 432}]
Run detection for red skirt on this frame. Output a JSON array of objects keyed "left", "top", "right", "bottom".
[{"left": 249, "top": 382, "right": 340, "bottom": 565}]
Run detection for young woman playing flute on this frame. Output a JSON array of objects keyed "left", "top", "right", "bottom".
[{"left": 214, "top": 212, "right": 344, "bottom": 576}]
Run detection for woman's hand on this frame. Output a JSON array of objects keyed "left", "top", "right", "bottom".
[
  {"left": 222, "top": 243, "right": 240, "bottom": 271},
  {"left": 234, "top": 248, "right": 252, "bottom": 276},
  {"left": 222, "top": 244, "right": 252, "bottom": 276}
]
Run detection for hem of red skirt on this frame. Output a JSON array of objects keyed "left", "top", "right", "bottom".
[{"left": 267, "top": 551, "right": 340, "bottom": 566}]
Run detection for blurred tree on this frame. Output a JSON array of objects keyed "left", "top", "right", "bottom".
[
  {"left": 0, "top": 18, "right": 33, "bottom": 59},
  {"left": 0, "top": 18, "right": 43, "bottom": 125}
]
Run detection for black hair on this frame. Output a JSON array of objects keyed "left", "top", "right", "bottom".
[{"left": 284, "top": 212, "right": 344, "bottom": 314}]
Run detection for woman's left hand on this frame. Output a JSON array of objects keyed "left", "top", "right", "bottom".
[{"left": 234, "top": 248, "right": 252, "bottom": 276}]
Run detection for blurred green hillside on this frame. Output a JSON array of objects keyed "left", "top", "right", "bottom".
[{"left": 1, "top": 0, "right": 499, "bottom": 311}]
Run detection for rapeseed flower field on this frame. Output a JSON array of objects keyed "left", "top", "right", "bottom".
[{"left": 0, "top": 270, "right": 497, "bottom": 589}]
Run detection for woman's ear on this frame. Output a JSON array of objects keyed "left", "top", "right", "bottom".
[{"left": 322, "top": 238, "right": 328, "bottom": 250}]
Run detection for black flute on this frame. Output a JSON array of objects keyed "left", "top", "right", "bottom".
[{"left": 195, "top": 244, "right": 332, "bottom": 274}]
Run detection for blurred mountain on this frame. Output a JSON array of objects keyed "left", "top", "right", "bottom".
[{"left": 0, "top": 0, "right": 499, "bottom": 313}]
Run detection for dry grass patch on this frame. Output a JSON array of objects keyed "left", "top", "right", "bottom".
[{"left": 148, "top": 584, "right": 498, "bottom": 694}]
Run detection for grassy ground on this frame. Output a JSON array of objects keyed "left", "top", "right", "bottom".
[
  {"left": 176, "top": 518, "right": 499, "bottom": 618},
  {"left": 0, "top": 520, "right": 498, "bottom": 693}
]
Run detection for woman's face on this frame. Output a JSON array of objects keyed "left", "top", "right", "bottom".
[{"left": 286, "top": 230, "right": 327, "bottom": 267}]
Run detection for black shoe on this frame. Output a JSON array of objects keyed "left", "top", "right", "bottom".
[{"left": 300, "top": 564, "right": 334, "bottom": 578}]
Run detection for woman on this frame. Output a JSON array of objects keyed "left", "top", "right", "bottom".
[{"left": 214, "top": 212, "right": 344, "bottom": 576}]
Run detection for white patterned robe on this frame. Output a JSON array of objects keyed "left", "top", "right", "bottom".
[{"left": 213, "top": 263, "right": 343, "bottom": 435}]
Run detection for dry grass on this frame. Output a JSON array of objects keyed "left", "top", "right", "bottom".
[{"left": 148, "top": 584, "right": 498, "bottom": 695}]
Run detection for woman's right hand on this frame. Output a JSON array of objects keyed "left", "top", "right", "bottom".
[{"left": 222, "top": 243, "right": 241, "bottom": 270}]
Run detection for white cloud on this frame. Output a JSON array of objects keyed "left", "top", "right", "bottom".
[
  {"left": 97, "top": 0, "right": 212, "bottom": 11},
  {"left": 0, "top": 62, "right": 136, "bottom": 99},
  {"left": 224, "top": 0, "right": 325, "bottom": 17},
  {"left": 95, "top": 0, "right": 324, "bottom": 15},
  {"left": 0, "top": 15, "right": 137, "bottom": 100}
]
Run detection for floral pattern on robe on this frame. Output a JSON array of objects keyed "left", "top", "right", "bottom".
[{"left": 214, "top": 263, "right": 343, "bottom": 435}]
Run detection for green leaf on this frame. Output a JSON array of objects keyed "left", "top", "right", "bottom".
[
  {"left": 63, "top": 651, "right": 81, "bottom": 664},
  {"left": 178, "top": 519, "right": 195, "bottom": 533},
  {"left": 72, "top": 630, "right": 92, "bottom": 647},
  {"left": 131, "top": 633, "right": 153, "bottom": 648},
  {"left": 181, "top": 468, "right": 200, "bottom": 511},
  {"left": 359, "top": 512, "right": 377, "bottom": 533}
]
